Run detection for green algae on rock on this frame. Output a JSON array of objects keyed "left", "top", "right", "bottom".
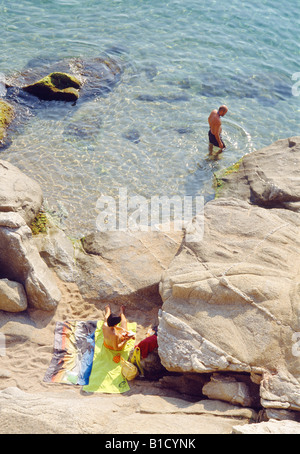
[
  {"left": 213, "top": 158, "right": 243, "bottom": 198},
  {"left": 22, "top": 72, "right": 82, "bottom": 102},
  {"left": 0, "top": 100, "right": 14, "bottom": 147},
  {"left": 30, "top": 210, "right": 49, "bottom": 235}
]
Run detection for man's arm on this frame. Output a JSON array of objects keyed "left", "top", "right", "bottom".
[{"left": 214, "top": 131, "right": 225, "bottom": 149}]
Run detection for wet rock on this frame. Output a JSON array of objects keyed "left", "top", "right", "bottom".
[
  {"left": 175, "top": 127, "right": 194, "bottom": 135},
  {"left": 63, "top": 116, "right": 103, "bottom": 139},
  {"left": 0, "top": 99, "right": 14, "bottom": 147},
  {"left": 76, "top": 57, "right": 122, "bottom": 100},
  {"left": 143, "top": 64, "right": 158, "bottom": 81},
  {"left": 198, "top": 71, "right": 292, "bottom": 104},
  {"left": 22, "top": 72, "right": 82, "bottom": 102},
  {"left": 105, "top": 44, "right": 129, "bottom": 56},
  {"left": 136, "top": 94, "right": 189, "bottom": 103},
  {"left": 7, "top": 56, "right": 123, "bottom": 105},
  {"left": 122, "top": 128, "right": 140, "bottom": 144}
]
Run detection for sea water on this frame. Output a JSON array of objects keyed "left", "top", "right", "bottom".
[{"left": 0, "top": 0, "right": 299, "bottom": 236}]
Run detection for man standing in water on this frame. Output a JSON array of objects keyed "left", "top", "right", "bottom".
[{"left": 208, "top": 105, "right": 228, "bottom": 157}]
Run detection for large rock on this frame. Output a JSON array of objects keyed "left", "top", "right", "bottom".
[
  {"left": 158, "top": 196, "right": 300, "bottom": 411},
  {"left": 0, "top": 212, "right": 61, "bottom": 310},
  {"left": 0, "top": 387, "right": 256, "bottom": 434},
  {"left": 0, "top": 278, "right": 27, "bottom": 312},
  {"left": 215, "top": 136, "right": 300, "bottom": 209},
  {"left": 0, "top": 160, "right": 43, "bottom": 225},
  {"left": 76, "top": 229, "right": 183, "bottom": 309}
]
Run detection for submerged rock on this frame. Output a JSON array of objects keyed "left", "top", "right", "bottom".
[
  {"left": 6, "top": 56, "right": 123, "bottom": 105},
  {"left": 136, "top": 93, "right": 189, "bottom": 103},
  {"left": 122, "top": 128, "right": 140, "bottom": 144},
  {"left": 22, "top": 72, "right": 82, "bottom": 102},
  {"left": 198, "top": 71, "right": 293, "bottom": 105}
]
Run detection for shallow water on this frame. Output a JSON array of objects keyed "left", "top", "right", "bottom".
[{"left": 0, "top": 0, "right": 299, "bottom": 236}]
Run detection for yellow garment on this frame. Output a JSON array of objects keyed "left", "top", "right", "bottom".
[
  {"left": 83, "top": 320, "right": 136, "bottom": 394},
  {"left": 131, "top": 346, "right": 144, "bottom": 375}
]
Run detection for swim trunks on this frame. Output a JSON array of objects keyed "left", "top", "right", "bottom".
[{"left": 208, "top": 130, "right": 225, "bottom": 148}]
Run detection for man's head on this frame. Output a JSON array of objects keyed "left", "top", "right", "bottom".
[
  {"left": 107, "top": 313, "right": 121, "bottom": 327},
  {"left": 218, "top": 105, "right": 228, "bottom": 116}
]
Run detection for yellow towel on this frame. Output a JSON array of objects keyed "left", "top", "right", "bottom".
[{"left": 83, "top": 320, "right": 136, "bottom": 394}]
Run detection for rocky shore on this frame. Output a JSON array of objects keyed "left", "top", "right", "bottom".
[{"left": 0, "top": 137, "right": 300, "bottom": 434}]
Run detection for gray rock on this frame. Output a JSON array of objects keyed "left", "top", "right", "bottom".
[
  {"left": 0, "top": 387, "right": 256, "bottom": 434},
  {"left": 33, "top": 222, "right": 78, "bottom": 283},
  {"left": 216, "top": 136, "right": 300, "bottom": 208},
  {"left": 0, "top": 160, "right": 43, "bottom": 225},
  {"left": 0, "top": 212, "right": 61, "bottom": 310},
  {"left": 0, "top": 278, "right": 27, "bottom": 312},
  {"left": 232, "top": 419, "right": 300, "bottom": 434},
  {"left": 158, "top": 196, "right": 300, "bottom": 410},
  {"left": 76, "top": 229, "right": 183, "bottom": 309},
  {"left": 202, "top": 374, "right": 253, "bottom": 407}
]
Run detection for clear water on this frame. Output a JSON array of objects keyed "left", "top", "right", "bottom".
[{"left": 0, "top": 0, "right": 299, "bottom": 237}]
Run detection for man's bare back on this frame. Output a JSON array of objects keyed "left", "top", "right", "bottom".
[{"left": 208, "top": 105, "right": 228, "bottom": 155}]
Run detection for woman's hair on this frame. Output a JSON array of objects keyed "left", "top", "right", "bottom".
[{"left": 107, "top": 313, "right": 121, "bottom": 327}]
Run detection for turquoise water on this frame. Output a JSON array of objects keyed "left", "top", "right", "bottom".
[{"left": 0, "top": 0, "right": 299, "bottom": 236}]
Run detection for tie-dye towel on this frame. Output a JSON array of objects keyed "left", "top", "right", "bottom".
[{"left": 43, "top": 320, "right": 97, "bottom": 385}]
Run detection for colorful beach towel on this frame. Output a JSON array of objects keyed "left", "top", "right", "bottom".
[
  {"left": 83, "top": 320, "right": 137, "bottom": 394},
  {"left": 43, "top": 320, "right": 97, "bottom": 385}
]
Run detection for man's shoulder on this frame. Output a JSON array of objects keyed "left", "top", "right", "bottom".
[{"left": 209, "top": 110, "right": 220, "bottom": 120}]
